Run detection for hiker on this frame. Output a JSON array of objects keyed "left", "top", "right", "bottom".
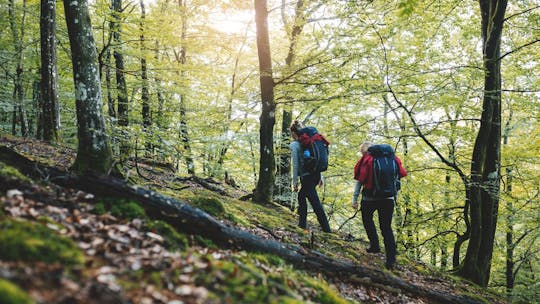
[
  {"left": 290, "top": 120, "right": 331, "bottom": 233},
  {"left": 352, "top": 142, "right": 407, "bottom": 269}
]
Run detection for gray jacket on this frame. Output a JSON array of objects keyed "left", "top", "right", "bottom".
[{"left": 290, "top": 140, "right": 309, "bottom": 187}]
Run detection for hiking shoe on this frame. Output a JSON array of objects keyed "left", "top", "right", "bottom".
[
  {"left": 385, "top": 261, "right": 396, "bottom": 270},
  {"left": 366, "top": 247, "right": 381, "bottom": 253}
]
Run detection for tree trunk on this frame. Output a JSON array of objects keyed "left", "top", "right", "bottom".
[
  {"left": 275, "top": 0, "right": 306, "bottom": 209},
  {"left": 8, "top": 0, "right": 29, "bottom": 137},
  {"left": 503, "top": 109, "right": 514, "bottom": 296},
  {"left": 105, "top": 49, "right": 116, "bottom": 118},
  {"left": 40, "top": 0, "right": 60, "bottom": 142},
  {"left": 63, "top": 0, "right": 115, "bottom": 175},
  {"left": 253, "top": 0, "right": 276, "bottom": 204},
  {"left": 456, "top": 0, "right": 507, "bottom": 287},
  {"left": 139, "top": 0, "right": 151, "bottom": 155},
  {"left": 178, "top": 0, "right": 195, "bottom": 175},
  {"left": 111, "top": 0, "right": 128, "bottom": 128}
]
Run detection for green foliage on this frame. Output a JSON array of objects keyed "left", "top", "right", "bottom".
[
  {"left": 0, "top": 279, "right": 33, "bottom": 304},
  {"left": 144, "top": 220, "right": 188, "bottom": 250},
  {"left": 0, "top": 219, "right": 83, "bottom": 265}
]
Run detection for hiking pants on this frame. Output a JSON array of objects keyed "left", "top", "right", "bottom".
[
  {"left": 298, "top": 173, "right": 331, "bottom": 232},
  {"left": 361, "top": 198, "right": 396, "bottom": 264}
]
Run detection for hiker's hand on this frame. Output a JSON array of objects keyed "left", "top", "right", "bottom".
[
  {"left": 352, "top": 201, "right": 358, "bottom": 209},
  {"left": 293, "top": 184, "right": 299, "bottom": 192},
  {"left": 318, "top": 179, "right": 324, "bottom": 187}
]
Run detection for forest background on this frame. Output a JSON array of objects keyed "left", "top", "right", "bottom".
[{"left": 0, "top": 0, "right": 538, "bottom": 302}]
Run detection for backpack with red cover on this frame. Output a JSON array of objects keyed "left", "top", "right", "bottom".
[{"left": 298, "top": 126, "right": 330, "bottom": 173}]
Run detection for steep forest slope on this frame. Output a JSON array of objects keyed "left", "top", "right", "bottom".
[{"left": 0, "top": 135, "right": 506, "bottom": 304}]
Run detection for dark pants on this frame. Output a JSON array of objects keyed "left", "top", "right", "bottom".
[
  {"left": 361, "top": 199, "right": 396, "bottom": 264},
  {"left": 298, "top": 173, "right": 331, "bottom": 232}
]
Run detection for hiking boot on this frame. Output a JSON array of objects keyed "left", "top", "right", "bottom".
[
  {"left": 366, "top": 247, "right": 381, "bottom": 253},
  {"left": 385, "top": 261, "right": 396, "bottom": 270}
]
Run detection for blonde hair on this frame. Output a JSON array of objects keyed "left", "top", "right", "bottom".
[
  {"left": 289, "top": 120, "right": 304, "bottom": 136},
  {"left": 360, "top": 142, "right": 372, "bottom": 154}
]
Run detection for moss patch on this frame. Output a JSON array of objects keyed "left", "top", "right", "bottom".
[
  {"left": 144, "top": 220, "right": 189, "bottom": 250},
  {"left": 193, "top": 252, "right": 349, "bottom": 304},
  {"left": 0, "top": 218, "right": 83, "bottom": 265},
  {"left": 190, "top": 195, "right": 225, "bottom": 217},
  {"left": 92, "top": 198, "right": 146, "bottom": 221},
  {"left": 0, "top": 161, "right": 30, "bottom": 183},
  {"left": 0, "top": 279, "right": 33, "bottom": 304}
]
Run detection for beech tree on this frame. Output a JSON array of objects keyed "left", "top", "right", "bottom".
[
  {"left": 39, "top": 0, "right": 60, "bottom": 142},
  {"left": 63, "top": 0, "right": 114, "bottom": 175},
  {"left": 253, "top": 0, "right": 276, "bottom": 203},
  {"left": 456, "top": 0, "right": 508, "bottom": 287}
]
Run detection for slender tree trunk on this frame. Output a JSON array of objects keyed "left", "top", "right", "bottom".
[
  {"left": 111, "top": 0, "right": 128, "bottom": 127},
  {"left": 139, "top": 0, "right": 151, "bottom": 155},
  {"left": 456, "top": 0, "right": 507, "bottom": 287},
  {"left": 40, "top": 0, "right": 60, "bottom": 142},
  {"left": 33, "top": 75, "right": 42, "bottom": 138},
  {"left": 64, "top": 0, "right": 115, "bottom": 175},
  {"left": 178, "top": 0, "right": 195, "bottom": 175},
  {"left": 275, "top": 0, "right": 306, "bottom": 209},
  {"left": 253, "top": 0, "right": 276, "bottom": 203},
  {"left": 105, "top": 49, "right": 116, "bottom": 118},
  {"left": 111, "top": 0, "right": 129, "bottom": 159},
  {"left": 503, "top": 109, "right": 514, "bottom": 297},
  {"left": 9, "top": 0, "right": 29, "bottom": 137}
]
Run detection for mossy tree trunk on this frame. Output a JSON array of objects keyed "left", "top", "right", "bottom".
[
  {"left": 63, "top": 0, "right": 114, "bottom": 175},
  {"left": 253, "top": 0, "right": 276, "bottom": 204},
  {"left": 111, "top": 0, "right": 130, "bottom": 158},
  {"left": 40, "top": 0, "right": 60, "bottom": 142},
  {"left": 456, "top": 0, "right": 507, "bottom": 287}
]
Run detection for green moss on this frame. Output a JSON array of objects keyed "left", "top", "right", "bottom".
[
  {"left": 91, "top": 202, "right": 107, "bottom": 215},
  {"left": 193, "top": 235, "right": 216, "bottom": 248},
  {"left": 304, "top": 277, "right": 348, "bottom": 304},
  {"left": 93, "top": 198, "right": 146, "bottom": 220},
  {"left": 190, "top": 195, "right": 225, "bottom": 217},
  {"left": 0, "top": 219, "right": 84, "bottom": 265},
  {"left": 148, "top": 271, "right": 163, "bottom": 289},
  {"left": 0, "top": 161, "right": 30, "bottom": 183},
  {"left": 144, "top": 220, "right": 188, "bottom": 250},
  {"left": 110, "top": 200, "right": 146, "bottom": 220},
  {"left": 0, "top": 279, "right": 33, "bottom": 304}
]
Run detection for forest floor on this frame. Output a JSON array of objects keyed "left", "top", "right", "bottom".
[{"left": 0, "top": 135, "right": 507, "bottom": 304}]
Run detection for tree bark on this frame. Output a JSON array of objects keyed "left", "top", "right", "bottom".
[
  {"left": 275, "top": 0, "right": 306, "bottom": 209},
  {"left": 8, "top": 0, "right": 29, "bottom": 137},
  {"left": 253, "top": 0, "right": 276, "bottom": 203},
  {"left": 139, "top": 0, "right": 151, "bottom": 155},
  {"left": 177, "top": 0, "right": 195, "bottom": 175},
  {"left": 40, "top": 0, "right": 60, "bottom": 142},
  {"left": 456, "top": 0, "right": 507, "bottom": 287},
  {"left": 63, "top": 0, "right": 115, "bottom": 175},
  {"left": 111, "top": 0, "right": 128, "bottom": 128}
]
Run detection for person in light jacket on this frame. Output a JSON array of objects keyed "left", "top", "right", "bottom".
[{"left": 290, "top": 120, "right": 331, "bottom": 233}]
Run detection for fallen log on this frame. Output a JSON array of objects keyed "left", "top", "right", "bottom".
[{"left": 0, "top": 145, "right": 480, "bottom": 304}]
